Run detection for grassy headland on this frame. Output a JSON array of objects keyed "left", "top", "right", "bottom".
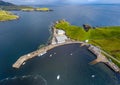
[
  {"left": 54, "top": 20, "right": 120, "bottom": 66},
  {"left": 0, "top": 6, "right": 51, "bottom": 12},
  {"left": 21, "top": 7, "right": 51, "bottom": 12},
  {"left": 0, "top": 1, "right": 51, "bottom": 11},
  {"left": 0, "top": 10, "right": 19, "bottom": 21}
]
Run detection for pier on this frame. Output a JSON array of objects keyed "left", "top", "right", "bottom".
[
  {"left": 12, "top": 41, "right": 82, "bottom": 68},
  {"left": 88, "top": 45, "right": 120, "bottom": 72}
]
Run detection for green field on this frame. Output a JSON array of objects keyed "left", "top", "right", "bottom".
[
  {"left": 21, "top": 7, "right": 50, "bottom": 11},
  {"left": 0, "top": 6, "right": 51, "bottom": 11},
  {"left": 0, "top": 10, "right": 19, "bottom": 21},
  {"left": 35, "top": 8, "right": 50, "bottom": 11},
  {"left": 21, "top": 8, "right": 35, "bottom": 11},
  {"left": 55, "top": 20, "right": 120, "bottom": 65}
]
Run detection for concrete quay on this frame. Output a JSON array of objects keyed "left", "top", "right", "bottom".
[
  {"left": 12, "top": 41, "right": 82, "bottom": 68},
  {"left": 88, "top": 45, "right": 120, "bottom": 72}
]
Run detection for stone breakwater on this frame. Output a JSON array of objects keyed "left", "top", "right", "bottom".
[{"left": 12, "top": 41, "right": 83, "bottom": 68}]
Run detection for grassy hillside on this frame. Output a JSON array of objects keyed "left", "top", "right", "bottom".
[
  {"left": 0, "top": 10, "right": 19, "bottom": 21},
  {"left": 55, "top": 20, "right": 120, "bottom": 62}
]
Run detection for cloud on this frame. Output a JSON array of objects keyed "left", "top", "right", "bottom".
[
  {"left": 3, "top": 0, "right": 120, "bottom": 5},
  {"left": 24, "top": 0, "right": 35, "bottom": 3},
  {"left": 88, "top": 0, "right": 97, "bottom": 2}
]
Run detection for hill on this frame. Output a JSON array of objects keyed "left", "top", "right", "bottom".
[
  {"left": 0, "top": 0, "right": 51, "bottom": 11},
  {"left": 0, "top": 0, "right": 15, "bottom": 6}
]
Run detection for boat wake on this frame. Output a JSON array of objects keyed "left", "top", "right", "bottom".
[{"left": 0, "top": 74, "right": 47, "bottom": 85}]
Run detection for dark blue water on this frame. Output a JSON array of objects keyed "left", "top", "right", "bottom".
[{"left": 0, "top": 5, "right": 120, "bottom": 85}]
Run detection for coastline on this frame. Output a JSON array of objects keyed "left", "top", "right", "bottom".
[
  {"left": 0, "top": 16, "right": 19, "bottom": 22},
  {"left": 0, "top": 10, "right": 19, "bottom": 22},
  {"left": 12, "top": 20, "right": 84, "bottom": 68},
  {"left": 0, "top": 6, "right": 52, "bottom": 22},
  {"left": 12, "top": 20, "right": 120, "bottom": 73}
]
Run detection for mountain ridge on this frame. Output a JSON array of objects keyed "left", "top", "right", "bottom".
[{"left": 0, "top": 0, "right": 15, "bottom": 6}]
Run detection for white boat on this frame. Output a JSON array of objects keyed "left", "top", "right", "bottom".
[
  {"left": 57, "top": 75, "right": 60, "bottom": 80},
  {"left": 49, "top": 54, "right": 52, "bottom": 57},
  {"left": 70, "top": 53, "right": 73, "bottom": 55},
  {"left": 91, "top": 75, "right": 95, "bottom": 78},
  {"left": 38, "top": 51, "right": 47, "bottom": 56},
  {"left": 22, "top": 62, "right": 26, "bottom": 65}
]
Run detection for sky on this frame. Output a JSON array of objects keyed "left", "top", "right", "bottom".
[{"left": 3, "top": 0, "right": 120, "bottom": 5}]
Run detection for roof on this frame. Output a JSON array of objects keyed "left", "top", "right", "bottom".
[
  {"left": 57, "top": 30, "right": 65, "bottom": 35},
  {"left": 56, "top": 35, "right": 67, "bottom": 43}
]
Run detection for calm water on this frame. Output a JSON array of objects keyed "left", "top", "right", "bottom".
[{"left": 0, "top": 5, "right": 120, "bottom": 85}]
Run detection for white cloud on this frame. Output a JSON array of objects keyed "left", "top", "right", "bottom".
[
  {"left": 88, "top": 0, "right": 97, "bottom": 2},
  {"left": 3, "top": 0, "right": 120, "bottom": 5},
  {"left": 24, "top": 0, "right": 35, "bottom": 3}
]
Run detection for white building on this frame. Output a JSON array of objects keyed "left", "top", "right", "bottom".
[
  {"left": 55, "top": 35, "right": 67, "bottom": 44},
  {"left": 57, "top": 30, "right": 65, "bottom": 35},
  {"left": 54, "top": 29, "right": 68, "bottom": 44}
]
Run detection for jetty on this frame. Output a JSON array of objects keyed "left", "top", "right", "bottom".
[
  {"left": 88, "top": 45, "right": 120, "bottom": 72},
  {"left": 13, "top": 41, "right": 83, "bottom": 68}
]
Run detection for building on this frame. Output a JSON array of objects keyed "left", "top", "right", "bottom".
[
  {"left": 55, "top": 29, "right": 68, "bottom": 44},
  {"left": 55, "top": 35, "right": 67, "bottom": 44},
  {"left": 57, "top": 30, "right": 65, "bottom": 35}
]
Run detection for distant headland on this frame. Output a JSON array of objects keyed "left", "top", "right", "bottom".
[
  {"left": 0, "top": 0, "right": 52, "bottom": 11},
  {"left": 0, "top": 0, "right": 52, "bottom": 21}
]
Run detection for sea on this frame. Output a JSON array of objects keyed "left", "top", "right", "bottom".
[{"left": 0, "top": 4, "right": 120, "bottom": 85}]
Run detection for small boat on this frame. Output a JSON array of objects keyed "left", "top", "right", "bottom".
[
  {"left": 57, "top": 75, "right": 60, "bottom": 80},
  {"left": 70, "top": 53, "right": 73, "bottom": 55},
  {"left": 91, "top": 75, "right": 95, "bottom": 78},
  {"left": 38, "top": 51, "right": 47, "bottom": 56},
  {"left": 49, "top": 54, "right": 52, "bottom": 57},
  {"left": 22, "top": 62, "right": 26, "bottom": 65},
  {"left": 54, "top": 53, "right": 56, "bottom": 55}
]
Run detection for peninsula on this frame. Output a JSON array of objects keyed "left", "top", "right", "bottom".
[
  {"left": 0, "top": 10, "right": 19, "bottom": 21},
  {"left": 12, "top": 20, "right": 120, "bottom": 73},
  {"left": 0, "top": 0, "right": 52, "bottom": 21},
  {"left": 0, "top": 1, "right": 52, "bottom": 11}
]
